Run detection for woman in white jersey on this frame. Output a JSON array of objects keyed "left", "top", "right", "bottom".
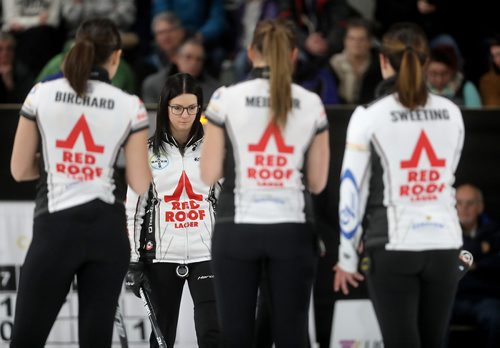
[
  {"left": 125, "top": 73, "right": 220, "bottom": 347},
  {"left": 10, "top": 18, "right": 151, "bottom": 347},
  {"left": 334, "top": 22, "right": 464, "bottom": 348},
  {"left": 201, "top": 18, "right": 330, "bottom": 347}
]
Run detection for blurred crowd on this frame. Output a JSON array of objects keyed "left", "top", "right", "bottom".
[
  {"left": 1, "top": 1, "right": 499, "bottom": 347},
  {"left": 1, "top": 0, "right": 499, "bottom": 107}
]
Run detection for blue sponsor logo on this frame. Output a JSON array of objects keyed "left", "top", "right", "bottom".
[
  {"left": 340, "top": 169, "right": 359, "bottom": 240},
  {"left": 253, "top": 196, "right": 285, "bottom": 204},
  {"left": 150, "top": 154, "right": 169, "bottom": 170},
  {"left": 211, "top": 89, "right": 222, "bottom": 100},
  {"left": 411, "top": 222, "right": 444, "bottom": 230}
]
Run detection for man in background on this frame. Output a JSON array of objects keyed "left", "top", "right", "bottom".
[{"left": 450, "top": 184, "right": 500, "bottom": 348}]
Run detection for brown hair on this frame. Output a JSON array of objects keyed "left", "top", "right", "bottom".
[
  {"left": 251, "top": 18, "right": 296, "bottom": 127},
  {"left": 63, "top": 18, "right": 121, "bottom": 96},
  {"left": 380, "top": 22, "right": 429, "bottom": 109},
  {"left": 429, "top": 45, "right": 458, "bottom": 72}
]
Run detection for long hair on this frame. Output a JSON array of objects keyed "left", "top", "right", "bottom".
[
  {"left": 151, "top": 73, "right": 204, "bottom": 156},
  {"left": 251, "top": 18, "right": 296, "bottom": 127},
  {"left": 63, "top": 18, "right": 121, "bottom": 96},
  {"left": 379, "top": 22, "right": 429, "bottom": 109}
]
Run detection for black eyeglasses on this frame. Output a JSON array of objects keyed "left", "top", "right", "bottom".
[{"left": 168, "top": 104, "right": 200, "bottom": 116}]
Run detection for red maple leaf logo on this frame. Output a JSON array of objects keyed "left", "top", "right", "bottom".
[
  {"left": 164, "top": 171, "right": 203, "bottom": 202},
  {"left": 248, "top": 123, "right": 294, "bottom": 153},
  {"left": 55, "top": 114, "right": 104, "bottom": 153},
  {"left": 400, "top": 130, "right": 446, "bottom": 169}
]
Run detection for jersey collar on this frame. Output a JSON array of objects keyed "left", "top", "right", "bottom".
[
  {"left": 89, "top": 66, "right": 111, "bottom": 84},
  {"left": 249, "top": 67, "right": 270, "bottom": 79}
]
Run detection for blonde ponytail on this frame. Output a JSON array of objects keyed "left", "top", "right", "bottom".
[{"left": 251, "top": 19, "right": 296, "bottom": 127}]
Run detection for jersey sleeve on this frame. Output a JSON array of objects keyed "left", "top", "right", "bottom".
[
  {"left": 338, "top": 106, "right": 373, "bottom": 273},
  {"left": 312, "top": 94, "right": 329, "bottom": 134},
  {"left": 129, "top": 96, "right": 149, "bottom": 134},
  {"left": 126, "top": 185, "right": 148, "bottom": 262},
  {"left": 19, "top": 83, "right": 42, "bottom": 121},
  {"left": 451, "top": 103, "right": 465, "bottom": 173},
  {"left": 204, "top": 87, "right": 227, "bottom": 127}
]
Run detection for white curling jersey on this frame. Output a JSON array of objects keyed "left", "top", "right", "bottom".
[
  {"left": 338, "top": 92, "right": 464, "bottom": 272},
  {"left": 21, "top": 73, "right": 148, "bottom": 216},
  {"left": 126, "top": 138, "right": 217, "bottom": 263},
  {"left": 205, "top": 76, "right": 328, "bottom": 224}
]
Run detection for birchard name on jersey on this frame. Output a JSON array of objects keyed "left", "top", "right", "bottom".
[
  {"left": 55, "top": 91, "right": 115, "bottom": 110},
  {"left": 246, "top": 96, "right": 301, "bottom": 109},
  {"left": 390, "top": 108, "right": 450, "bottom": 122}
]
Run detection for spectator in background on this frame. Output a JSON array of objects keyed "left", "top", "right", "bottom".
[
  {"left": 375, "top": 0, "right": 453, "bottom": 42},
  {"left": 479, "top": 36, "right": 500, "bottom": 106},
  {"left": 0, "top": 31, "right": 34, "bottom": 103},
  {"left": 142, "top": 38, "right": 220, "bottom": 106},
  {"left": 450, "top": 184, "right": 500, "bottom": 348},
  {"left": 426, "top": 44, "right": 482, "bottom": 107},
  {"left": 36, "top": 39, "right": 137, "bottom": 94},
  {"left": 151, "top": 0, "right": 227, "bottom": 78},
  {"left": 278, "top": 0, "right": 351, "bottom": 72},
  {"left": 329, "top": 17, "right": 382, "bottom": 105},
  {"left": 2, "top": 0, "right": 63, "bottom": 75},
  {"left": 62, "top": 0, "right": 136, "bottom": 38},
  {"left": 277, "top": 0, "right": 351, "bottom": 106},
  {"left": 228, "top": 0, "right": 279, "bottom": 82},
  {"left": 147, "top": 11, "right": 186, "bottom": 72}
]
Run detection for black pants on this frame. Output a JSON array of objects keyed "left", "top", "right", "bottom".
[
  {"left": 144, "top": 261, "right": 220, "bottom": 348},
  {"left": 10, "top": 200, "right": 130, "bottom": 348},
  {"left": 366, "top": 249, "right": 459, "bottom": 348},
  {"left": 212, "top": 222, "right": 317, "bottom": 348}
]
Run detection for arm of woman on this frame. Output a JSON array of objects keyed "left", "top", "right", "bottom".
[
  {"left": 306, "top": 130, "right": 330, "bottom": 194},
  {"left": 11, "top": 117, "right": 40, "bottom": 181},
  {"left": 334, "top": 264, "right": 365, "bottom": 295},
  {"left": 200, "top": 122, "right": 225, "bottom": 186},
  {"left": 126, "top": 184, "right": 149, "bottom": 262},
  {"left": 334, "top": 106, "right": 372, "bottom": 293},
  {"left": 124, "top": 129, "right": 152, "bottom": 195}
]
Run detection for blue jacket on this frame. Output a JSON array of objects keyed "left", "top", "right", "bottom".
[{"left": 152, "top": 0, "right": 226, "bottom": 44}]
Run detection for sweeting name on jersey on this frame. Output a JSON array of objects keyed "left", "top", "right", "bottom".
[
  {"left": 390, "top": 108, "right": 450, "bottom": 122},
  {"left": 55, "top": 91, "right": 115, "bottom": 110}
]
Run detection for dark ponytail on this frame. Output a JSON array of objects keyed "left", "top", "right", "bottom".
[{"left": 63, "top": 18, "right": 121, "bottom": 97}]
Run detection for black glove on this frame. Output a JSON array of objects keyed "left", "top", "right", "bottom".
[{"left": 125, "top": 262, "right": 151, "bottom": 298}]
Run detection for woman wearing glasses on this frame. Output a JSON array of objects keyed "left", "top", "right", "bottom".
[{"left": 125, "top": 73, "right": 220, "bottom": 347}]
